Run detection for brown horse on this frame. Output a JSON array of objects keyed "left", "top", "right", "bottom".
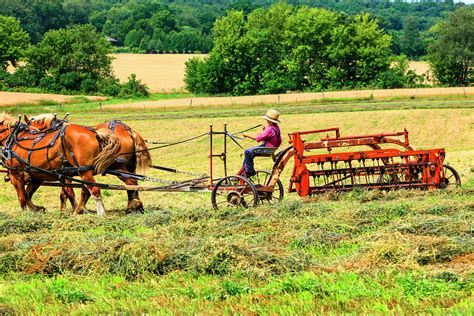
[
  {"left": 25, "top": 114, "right": 152, "bottom": 212},
  {"left": 1, "top": 113, "right": 120, "bottom": 215}
]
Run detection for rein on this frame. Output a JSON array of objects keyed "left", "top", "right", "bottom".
[{"left": 119, "top": 124, "right": 262, "bottom": 156}]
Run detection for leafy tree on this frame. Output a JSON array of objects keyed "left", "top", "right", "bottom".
[
  {"left": 325, "top": 13, "right": 392, "bottom": 89},
  {"left": 400, "top": 16, "right": 424, "bottom": 59},
  {"left": 428, "top": 6, "right": 473, "bottom": 86},
  {"left": 282, "top": 7, "right": 338, "bottom": 89},
  {"left": 27, "top": 24, "right": 112, "bottom": 78},
  {"left": 63, "top": 0, "right": 92, "bottom": 25},
  {"left": 0, "top": 15, "right": 30, "bottom": 70},
  {"left": 185, "top": 4, "right": 395, "bottom": 95},
  {"left": 184, "top": 55, "right": 228, "bottom": 94},
  {"left": 24, "top": 24, "right": 113, "bottom": 93}
]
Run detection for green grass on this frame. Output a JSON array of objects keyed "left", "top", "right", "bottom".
[
  {"left": 0, "top": 270, "right": 472, "bottom": 314},
  {"left": 0, "top": 190, "right": 472, "bottom": 313},
  {"left": 0, "top": 96, "right": 472, "bottom": 313}
]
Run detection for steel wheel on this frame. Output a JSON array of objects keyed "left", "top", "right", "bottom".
[
  {"left": 211, "top": 175, "right": 258, "bottom": 210},
  {"left": 249, "top": 170, "right": 284, "bottom": 204},
  {"left": 439, "top": 164, "right": 461, "bottom": 189}
]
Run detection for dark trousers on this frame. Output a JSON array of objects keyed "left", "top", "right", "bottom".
[{"left": 242, "top": 145, "right": 264, "bottom": 175}]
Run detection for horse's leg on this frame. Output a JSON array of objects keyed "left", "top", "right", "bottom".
[
  {"left": 60, "top": 182, "right": 78, "bottom": 212},
  {"left": 9, "top": 172, "right": 28, "bottom": 211},
  {"left": 74, "top": 171, "right": 106, "bottom": 216},
  {"left": 116, "top": 173, "right": 143, "bottom": 213},
  {"left": 73, "top": 187, "right": 90, "bottom": 216},
  {"left": 66, "top": 187, "right": 78, "bottom": 210},
  {"left": 124, "top": 178, "right": 143, "bottom": 213},
  {"left": 25, "top": 181, "right": 46, "bottom": 212},
  {"left": 60, "top": 188, "right": 68, "bottom": 212}
]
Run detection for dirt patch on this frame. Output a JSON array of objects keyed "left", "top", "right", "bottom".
[{"left": 0, "top": 92, "right": 105, "bottom": 107}]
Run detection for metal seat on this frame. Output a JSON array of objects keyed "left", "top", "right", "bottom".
[{"left": 249, "top": 147, "right": 278, "bottom": 161}]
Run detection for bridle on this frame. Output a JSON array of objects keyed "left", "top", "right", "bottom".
[{"left": 0, "top": 127, "right": 10, "bottom": 145}]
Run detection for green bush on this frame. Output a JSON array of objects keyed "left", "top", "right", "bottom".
[
  {"left": 96, "top": 77, "right": 121, "bottom": 96},
  {"left": 118, "top": 74, "right": 149, "bottom": 97},
  {"left": 373, "top": 56, "right": 425, "bottom": 89}
]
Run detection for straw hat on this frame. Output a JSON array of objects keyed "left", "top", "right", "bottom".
[{"left": 262, "top": 109, "right": 281, "bottom": 124}]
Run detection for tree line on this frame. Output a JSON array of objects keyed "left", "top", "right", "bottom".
[
  {"left": 185, "top": 3, "right": 473, "bottom": 95},
  {"left": 0, "top": 0, "right": 470, "bottom": 55},
  {"left": 0, "top": 2, "right": 472, "bottom": 96}
]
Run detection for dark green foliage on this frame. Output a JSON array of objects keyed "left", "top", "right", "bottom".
[
  {"left": 400, "top": 16, "right": 424, "bottom": 60},
  {"left": 0, "top": 0, "right": 464, "bottom": 54},
  {"left": 428, "top": 6, "right": 474, "bottom": 86},
  {"left": 184, "top": 55, "right": 228, "bottom": 94},
  {"left": 27, "top": 24, "right": 113, "bottom": 79}
]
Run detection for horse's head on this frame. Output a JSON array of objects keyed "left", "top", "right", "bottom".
[
  {"left": 25, "top": 113, "right": 66, "bottom": 131},
  {"left": 0, "top": 112, "right": 16, "bottom": 145}
]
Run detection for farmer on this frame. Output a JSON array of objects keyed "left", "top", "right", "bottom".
[{"left": 239, "top": 109, "right": 282, "bottom": 177}]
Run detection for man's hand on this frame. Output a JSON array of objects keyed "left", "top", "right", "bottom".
[{"left": 243, "top": 133, "right": 256, "bottom": 140}]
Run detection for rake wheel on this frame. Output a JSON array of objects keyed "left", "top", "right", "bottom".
[
  {"left": 439, "top": 164, "right": 461, "bottom": 189},
  {"left": 211, "top": 175, "right": 258, "bottom": 210}
]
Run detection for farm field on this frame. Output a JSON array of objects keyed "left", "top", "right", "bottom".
[
  {"left": 0, "top": 97, "right": 473, "bottom": 313},
  {"left": 111, "top": 53, "right": 206, "bottom": 92}
]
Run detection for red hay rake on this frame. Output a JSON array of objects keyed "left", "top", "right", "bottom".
[{"left": 267, "top": 127, "right": 461, "bottom": 197}]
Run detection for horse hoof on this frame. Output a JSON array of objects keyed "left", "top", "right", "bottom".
[
  {"left": 31, "top": 206, "right": 45, "bottom": 212},
  {"left": 128, "top": 199, "right": 144, "bottom": 213}
]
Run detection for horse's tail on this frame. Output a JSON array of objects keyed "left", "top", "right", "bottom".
[
  {"left": 94, "top": 130, "right": 121, "bottom": 175},
  {"left": 130, "top": 129, "right": 152, "bottom": 173}
]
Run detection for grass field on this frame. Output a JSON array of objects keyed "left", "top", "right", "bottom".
[{"left": 0, "top": 97, "right": 472, "bottom": 313}]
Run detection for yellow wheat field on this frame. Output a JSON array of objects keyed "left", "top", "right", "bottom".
[{"left": 111, "top": 53, "right": 206, "bottom": 92}]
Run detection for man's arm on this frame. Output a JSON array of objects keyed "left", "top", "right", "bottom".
[
  {"left": 242, "top": 133, "right": 256, "bottom": 140},
  {"left": 244, "top": 128, "right": 275, "bottom": 142}
]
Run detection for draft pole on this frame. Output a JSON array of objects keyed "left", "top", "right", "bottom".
[
  {"left": 223, "top": 123, "right": 227, "bottom": 178},
  {"left": 209, "top": 125, "right": 213, "bottom": 186}
]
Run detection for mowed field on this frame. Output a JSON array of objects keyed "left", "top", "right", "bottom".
[
  {"left": 0, "top": 98, "right": 473, "bottom": 313},
  {"left": 0, "top": 92, "right": 105, "bottom": 107}
]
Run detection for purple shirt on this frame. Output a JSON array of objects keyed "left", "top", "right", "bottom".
[{"left": 255, "top": 125, "right": 282, "bottom": 148}]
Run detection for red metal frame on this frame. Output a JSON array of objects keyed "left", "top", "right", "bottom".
[{"left": 285, "top": 128, "right": 446, "bottom": 197}]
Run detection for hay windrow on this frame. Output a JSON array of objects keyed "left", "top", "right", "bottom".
[{"left": 0, "top": 189, "right": 472, "bottom": 280}]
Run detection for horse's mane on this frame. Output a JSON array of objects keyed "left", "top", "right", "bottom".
[
  {"left": 30, "top": 114, "right": 56, "bottom": 127},
  {"left": 0, "top": 112, "right": 16, "bottom": 127}
]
